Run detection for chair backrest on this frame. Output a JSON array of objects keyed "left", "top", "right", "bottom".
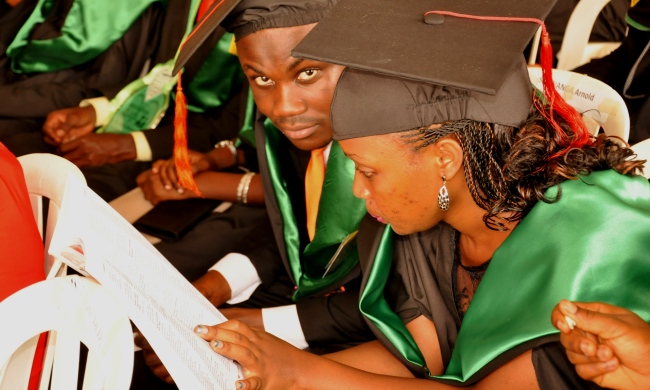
[
  {"left": 631, "top": 139, "right": 650, "bottom": 179},
  {"left": 528, "top": 67, "right": 630, "bottom": 143},
  {"left": 527, "top": 0, "right": 622, "bottom": 70},
  {"left": 0, "top": 276, "right": 134, "bottom": 390},
  {"left": 18, "top": 154, "right": 86, "bottom": 279}
]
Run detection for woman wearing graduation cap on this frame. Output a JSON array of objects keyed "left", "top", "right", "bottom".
[{"left": 193, "top": 0, "right": 650, "bottom": 389}]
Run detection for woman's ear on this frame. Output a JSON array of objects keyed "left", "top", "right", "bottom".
[{"left": 434, "top": 136, "right": 463, "bottom": 180}]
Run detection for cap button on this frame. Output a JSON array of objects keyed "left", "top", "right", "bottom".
[{"left": 424, "top": 13, "right": 445, "bottom": 25}]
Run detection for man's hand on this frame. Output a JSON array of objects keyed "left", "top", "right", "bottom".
[
  {"left": 192, "top": 270, "right": 232, "bottom": 308},
  {"left": 552, "top": 300, "right": 650, "bottom": 390},
  {"left": 43, "top": 106, "right": 97, "bottom": 145},
  {"left": 220, "top": 308, "right": 264, "bottom": 330},
  {"left": 58, "top": 133, "right": 137, "bottom": 167},
  {"left": 134, "top": 331, "right": 174, "bottom": 384}
]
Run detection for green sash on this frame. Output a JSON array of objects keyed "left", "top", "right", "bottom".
[
  {"left": 363, "top": 170, "right": 650, "bottom": 382},
  {"left": 7, "top": 0, "right": 163, "bottom": 74},
  {"left": 98, "top": 0, "right": 244, "bottom": 135},
  {"left": 264, "top": 120, "right": 367, "bottom": 300}
]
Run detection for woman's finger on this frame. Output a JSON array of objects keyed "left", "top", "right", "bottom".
[
  {"left": 236, "top": 376, "right": 262, "bottom": 390},
  {"left": 574, "top": 358, "right": 619, "bottom": 382}
]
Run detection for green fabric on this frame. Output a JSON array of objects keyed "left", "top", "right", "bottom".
[
  {"left": 7, "top": 0, "right": 163, "bottom": 74},
  {"left": 236, "top": 90, "right": 257, "bottom": 147},
  {"left": 98, "top": 0, "right": 246, "bottom": 134},
  {"left": 359, "top": 225, "right": 426, "bottom": 368},
  {"left": 626, "top": 13, "right": 650, "bottom": 31},
  {"left": 97, "top": 60, "right": 177, "bottom": 134},
  {"left": 366, "top": 170, "right": 650, "bottom": 382},
  {"left": 183, "top": 33, "right": 243, "bottom": 113},
  {"left": 263, "top": 119, "right": 367, "bottom": 300}
]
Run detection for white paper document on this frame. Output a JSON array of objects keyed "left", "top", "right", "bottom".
[{"left": 49, "top": 174, "right": 242, "bottom": 390}]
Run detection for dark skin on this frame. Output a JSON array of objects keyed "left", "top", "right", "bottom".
[
  {"left": 552, "top": 300, "right": 650, "bottom": 389},
  {"left": 138, "top": 24, "right": 344, "bottom": 384},
  {"left": 191, "top": 133, "right": 541, "bottom": 390},
  {"left": 42, "top": 105, "right": 138, "bottom": 167}
]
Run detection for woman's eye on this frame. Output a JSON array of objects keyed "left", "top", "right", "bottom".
[
  {"left": 253, "top": 76, "right": 273, "bottom": 87},
  {"left": 297, "top": 69, "right": 319, "bottom": 81},
  {"left": 357, "top": 168, "right": 373, "bottom": 179}
]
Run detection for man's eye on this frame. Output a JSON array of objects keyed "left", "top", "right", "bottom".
[
  {"left": 297, "top": 69, "right": 319, "bottom": 81},
  {"left": 253, "top": 76, "right": 273, "bottom": 86}
]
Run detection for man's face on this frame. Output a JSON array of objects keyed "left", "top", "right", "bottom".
[{"left": 236, "top": 24, "right": 344, "bottom": 151}]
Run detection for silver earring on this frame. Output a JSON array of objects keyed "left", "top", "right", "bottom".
[{"left": 438, "top": 176, "right": 449, "bottom": 211}]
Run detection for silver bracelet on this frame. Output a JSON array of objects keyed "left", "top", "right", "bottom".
[
  {"left": 242, "top": 172, "right": 255, "bottom": 205},
  {"left": 236, "top": 172, "right": 256, "bottom": 204},
  {"left": 215, "top": 140, "right": 238, "bottom": 166}
]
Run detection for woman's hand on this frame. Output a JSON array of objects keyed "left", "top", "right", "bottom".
[
  {"left": 194, "top": 320, "right": 309, "bottom": 390},
  {"left": 552, "top": 300, "right": 650, "bottom": 390},
  {"left": 151, "top": 151, "right": 213, "bottom": 192},
  {"left": 137, "top": 167, "right": 199, "bottom": 205}
]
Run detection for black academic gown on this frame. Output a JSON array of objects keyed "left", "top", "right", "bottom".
[
  {"left": 228, "top": 114, "right": 373, "bottom": 348},
  {"left": 0, "top": 0, "right": 164, "bottom": 129},
  {"left": 356, "top": 215, "right": 603, "bottom": 389}
]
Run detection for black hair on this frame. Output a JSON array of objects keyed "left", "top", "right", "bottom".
[{"left": 402, "top": 102, "right": 644, "bottom": 230}]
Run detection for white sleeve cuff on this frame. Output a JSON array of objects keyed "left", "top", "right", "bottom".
[
  {"left": 79, "top": 97, "right": 111, "bottom": 127},
  {"left": 209, "top": 253, "right": 261, "bottom": 304},
  {"left": 261, "top": 305, "right": 309, "bottom": 349},
  {"left": 130, "top": 131, "right": 153, "bottom": 162}
]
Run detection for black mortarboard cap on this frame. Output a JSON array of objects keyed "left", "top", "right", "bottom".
[
  {"left": 173, "top": 0, "right": 337, "bottom": 76},
  {"left": 292, "top": 0, "right": 563, "bottom": 138}
]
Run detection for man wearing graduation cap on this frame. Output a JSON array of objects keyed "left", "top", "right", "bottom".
[
  {"left": 136, "top": 0, "right": 373, "bottom": 385},
  {"left": 192, "top": 0, "right": 650, "bottom": 389}
]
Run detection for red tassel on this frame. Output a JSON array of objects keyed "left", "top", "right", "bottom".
[
  {"left": 173, "top": 71, "right": 202, "bottom": 196},
  {"left": 537, "top": 30, "right": 591, "bottom": 157}
]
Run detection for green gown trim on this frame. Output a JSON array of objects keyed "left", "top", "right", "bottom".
[
  {"left": 7, "top": 0, "right": 164, "bottom": 74},
  {"left": 358, "top": 226, "right": 426, "bottom": 368},
  {"left": 263, "top": 119, "right": 367, "bottom": 300},
  {"left": 363, "top": 170, "right": 650, "bottom": 382}
]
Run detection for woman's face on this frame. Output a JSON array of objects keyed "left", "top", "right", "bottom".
[{"left": 339, "top": 133, "right": 445, "bottom": 235}]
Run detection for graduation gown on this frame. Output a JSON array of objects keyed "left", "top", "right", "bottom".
[
  {"left": 229, "top": 114, "right": 373, "bottom": 347},
  {"left": 357, "top": 170, "right": 650, "bottom": 388}
]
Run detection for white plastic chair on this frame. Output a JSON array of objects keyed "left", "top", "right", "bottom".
[
  {"left": 528, "top": 67, "right": 630, "bottom": 143},
  {"left": 631, "top": 139, "right": 650, "bottom": 179},
  {"left": 528, "top": 0, "right": 623, "bottom": 70},
  {"left": 18, "top": 154, "right": 86, "bottom": 279},
  {"left": 0, "top": 275, "right": 133, "bottom": 390},
  {"left": 2, "top": 154, "right": 86, "bottom": 390}
]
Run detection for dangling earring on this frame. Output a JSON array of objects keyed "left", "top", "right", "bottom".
[{"left": 438, "top": 176, "right": 449, "bottom": 211}]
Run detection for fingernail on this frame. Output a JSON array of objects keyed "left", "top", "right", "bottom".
[
  {"left": 165, "top": 184, "right": 171, "bottom": 190},
  {"left": 562, "top": 300, "right": 578, "bottom": 314},
  {"left": 605, "top": 359, "right": 617, "bottom": 371},
  {"left": 565, "top": 315, "right": 576, "bottom": 330},
  {"left": 177, "top": 188, "right": 184, "bottom": 194},
  {"left": 211, "top": 340, "right": 223, "bottom": 349},
  {"left": 237, "top": 381, "right": 246, "bottom": 389},
  {"left": 152, "top": 167, "right": 159, "bottom": 173},
  {"left": 580, "top": 340, "right": 590, "bottom": 355},
  {"left": 556, "top": 320, "right": 568, "bottom": 333},
  {"left": 195, "top": 325, "right": 207, "bottom": 334}
]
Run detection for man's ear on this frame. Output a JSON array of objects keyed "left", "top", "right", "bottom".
[{"left": 433, "top": 135, "right": 463, "bottom": 180}]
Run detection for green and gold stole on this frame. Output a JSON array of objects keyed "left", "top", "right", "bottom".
[
  {"left": 7, "top": 0, "right": 164, "bottom": 74},
  {"left": 361, "top": 170, "right": 650, "bottom": 383},
  {"left": 98, "top": 0, "right": 246, "bottom": 135},
  {"left": 264, "top": 120, "right": 367, "bottom": 300}
]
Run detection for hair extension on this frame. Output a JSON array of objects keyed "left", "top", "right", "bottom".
[{"left": 402, "top": 102, "right": 645, "bottom": 230}]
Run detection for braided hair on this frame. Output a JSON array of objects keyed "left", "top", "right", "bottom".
[{"left": 402, "top": 99, "right": 645, "bottom": 230}]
